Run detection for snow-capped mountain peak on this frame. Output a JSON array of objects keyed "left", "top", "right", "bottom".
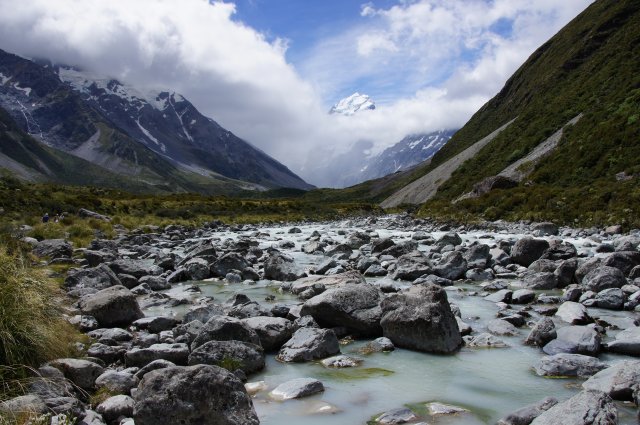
[{"left": 329, "top": 92, "right": 375, "bottom": 116}]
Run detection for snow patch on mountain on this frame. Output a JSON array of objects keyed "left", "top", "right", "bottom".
[{"left": 329, "top": 92, "right": 375, "bottom": 116}]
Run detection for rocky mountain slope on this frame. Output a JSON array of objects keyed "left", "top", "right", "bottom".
[
  {"left": 350, "top": 0, "right": 639, "bottom": 225},
  {"left": 0, "top": 49, "right": 311, "bottom": 192},
  {"left": 360, "top": 130, "right": 455, "bottom": 183}
]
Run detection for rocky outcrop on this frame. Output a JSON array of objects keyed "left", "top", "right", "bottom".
[
  {"left": 380, "top": 284, "right": 462, "bottom": 353},
  {"left": 301, "top": 283, "right": 382, "bottom": 336}
]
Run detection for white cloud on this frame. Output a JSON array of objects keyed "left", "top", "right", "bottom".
[{"left": 0, "top": 0, "right": 593, "bottom": 187}]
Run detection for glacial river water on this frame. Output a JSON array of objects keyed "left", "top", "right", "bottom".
[{"left": 145, "top": 218, "right": 639, "bottom": 425}]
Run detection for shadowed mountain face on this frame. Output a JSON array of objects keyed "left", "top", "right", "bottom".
[{"left": 0, "top": 49, "right": 312, "bottom": 192}]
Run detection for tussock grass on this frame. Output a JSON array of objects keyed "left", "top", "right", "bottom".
[{"left": 0, "top": 246, "right": 78, "bottom": 368}]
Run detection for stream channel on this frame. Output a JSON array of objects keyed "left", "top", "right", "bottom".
[{"left": 145, "top": 217, "right": 638, "bottom": 425}]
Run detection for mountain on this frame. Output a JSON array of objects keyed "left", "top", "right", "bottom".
[
  {"left": 312, "top": 0, "right": 640, "bottom": 226},
  {"left": 0, "top": 49, "right": 312, "bottom": 192},
  {"left": 359, "top": 130, "right": 455, "bottom": 182},
  {"left": 329, "top": 93, "right": 375, "bottom": 115}
]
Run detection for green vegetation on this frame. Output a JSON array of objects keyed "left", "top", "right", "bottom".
[
  {"left": 0, "top": 175, "right": 381, "bottom": 239},
  {"left": 0, "top": 246, "right": 78, "bottom": 370}
]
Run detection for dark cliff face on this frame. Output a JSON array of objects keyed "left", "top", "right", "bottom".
[{"left": 0, "top": 50, "right": 312, "bottom": 192}]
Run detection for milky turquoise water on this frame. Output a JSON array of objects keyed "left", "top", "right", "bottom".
[{"left": 143, "top": 219, "right": 639, "bottom": 424}]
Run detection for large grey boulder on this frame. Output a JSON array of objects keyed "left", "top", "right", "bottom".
[
  {"left": 183, "top": 258, "right": 211, "bottom": 280},
  {"left": 269, "top": 378, "right": 324, "bottom": 400},
  {"left": 78, "top": 285, "right": 143, "bottom": 328},
  {"left": 606, "top": 326, "right": 640, "bottom": 356},
  {"left": 555, "top": 301, "right": 590, "bottom": 325},
  {"left": 393, "top": 251, "right": 433, "bottom": 281},
  {"left": 533, "top": 222, "right": 559, "bottom": 236},
  {"left": 529, "top": 390, "right": 617, "bottom": 425},
  {"left": 534, "top": 353, "right": 609, "bottom": 377},
  {"left": 32, "top": 239, "right": 73, "bottom": 259},
  {"left": 436, "top": 232, "right": 462, "bottom": 248},
  {"left": 125, "top": 343, "right": 189, "bottom": 367},
  {"left": 188, "top": 340, "right": 265, "bottom": 374},
  {"left": 108, "top": 259, "right": 162, "bottom": 279},
  {"left": 210, "top": 253, "right": 250, "bottom": 277},
  {"left": 594, "top": 288, "right": 625, "bottom": 310},
  {"left": 133, "top": 365, "right": 259, "bottom": 425},
  {"left": 603, "top": 251, "right": 640, "bottom": 275},
  {"left": 524, "top": 317, "right": 556, "bottom": 347},
  {"left": 191, "top": 316, "right": 260, "bottom": 350},
  {"left": 582, "top": 360, "right": 640, "bottom": 400},
  {"left": 277, "top": 327, "right": 340, "bottom": 362},
  {"left": 583, "top": 266, "right": 627, "bottom": 292},
  {"left": 48, "top": 358, "right": 104, "bottom": 391},
  {"left": 497, "top": 397, "right": 558, "bottom": 425},
  {"left": 487, "top": 319, "right": 519, "bottom": 336},
  {"left": 241, "top": 317, "right": 294, "bottom": 351},
  {"left": 97, "top": 395, "right": 134, "bottom": 423},
  {"left": 542, "top": 325, "right": 601, "bottom": 356},
  {"left": 0, "top": 394, "right": 48, "bottom": 417},
  {"left": 511, "top": 238, "right": 550, "bottom": 267},
  {"left": 264, "top": 250, "right": 306, "bottom": 281},
  {"left": 380, "top": 284, "right": 462, "bottom": 354},
  {"left": 523, "top": 272, "right": 558, "bottom": 290},
  {"left": 65, "top": 264, "right": 122, "bottom": 290},
  {"left": 301, "top": 283, "right": 382, "bottom": 336},
  {"left": 464, "top": 244, "right": 491, "bottom": 269},
  {"left": 433, "top": 251, "right": 467, "bottom": 280}
]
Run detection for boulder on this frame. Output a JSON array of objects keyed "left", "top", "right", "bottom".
[
  {"left": 125, "top": 343, "right": 189, "bottom": 367},
  {"left": 511, "top": 238, "right": 550, "bottom": 267},
  {"left": 582, "top": 360, "right": 640, "bottom": 400},
  {"left": 534, "top": 353, "right": 609, "bottom": 377},
  {"left": 320, "top": 355, "right": 362, "bottom": 368},
  {"left": 210, "top": 253, "right": 250, "bottom": 277},
  {"left": 183, "top": 258, "right": 211, "bottom": 280},
  {"left": 603, "top": 251, "right": 640, "bottom": 275},
  {"left": 241, "top": 317, "right": 294, "bottom": 351},
  {"left": 487, "top": 319, "right": 519, "bottom": 336},
  {"left": 606, "top": 326, "right": 640, "bottom": 356},
  {"left": 78, "top": 285, "right": 143, "bottom": 328},
  {"left": 542, "top": 326, "right": 601, "bottom": 356},
  {"left": 32, "top": 239, "right": 72, "bottom": 259},
  {"left": 484, "top": 289, "right": 512, "bottom": 303},
  {"left": 464, "top": 244, "right": 491, "bottom": 269},
  {"left": 512, "top": 289, "right": 536, "bottom": 304},
  {"left": 97, "top": 395, "right": 134, "bottom": 423},
  {"left": 380, "top": 284, "right": 462, "bottom": 354},
  {"left": 373, "top": 407, "right": 418, "bottom": 424},
  {"left": 555, "top": 301, "right": 590, "bottom": 325},
  {"left": 95, "top": 371, "right": 137, "bottom": 394},
  {"left": 108, "top": 259, "right": 162, "bottom": 279},
  {"left": 0, "top": 395, "right": 48, "bottom": 417},
  {"left": 529, "top": 390, "right": 617, "bottom": 425},
  {"left": 301, "top": 283, "right": 382, "bottom": 336},
  {"left": 48, "top": 358, "right": 104, "bottom": 390},
  {"left": 133, "top": 365, "right": 259, "bottom": 425},
  {"left": 498, "top": 397, "right": 558, "bottom": 425},
  {"left": 533, "top": 222, "right": 559, "bottom": 236},
  {"left": 464, "top": 333, "right": 508, "bottom": 348},
  {"left": 133, "top": 316, "right": 180, "bottom": 334},
  {"left": 583, "top": 266, "right": 627, "bottom": 292},
  {"left": 524, "top": 317, "right": 556, "bottom": 347},
  {"left": 523, "top": 272, "right": 558, "bottom": 290},
  {"left": 392, "top": 251, "right": 433, "bottom": 281},
  {"left": 433, "top": 251, "right": 467, "bottom": 280},
  {"left": 269, "top": 378, "right": 324, "bottom": 400},
  {"left": 65, "top": 264, "right": 122, "bottom": 290},
  {"left": 276, "top": 327, "right": 340, "bottom": 362},
  {"left": 264, "top": 251, "right": 306, "bottom": 281},
  {"left": 188, "top": 340, "right": 265, "bottom": 375},
  {"left": 191, "top": 316, "right": 260, "bottom": 350},
  {"left": 436, "top": 232, "right": 462, "bottom": 248},
  {"left": 594, "top": 288, "right": 625, "bottom": 310}
]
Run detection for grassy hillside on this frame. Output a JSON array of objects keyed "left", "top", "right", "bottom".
[{"left": 373, "top": 0, "right": 640, "bottom": 227}]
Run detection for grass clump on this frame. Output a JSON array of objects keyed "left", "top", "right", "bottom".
[{"left": 0, "top": 245, "right": 78, "bottom": 368}]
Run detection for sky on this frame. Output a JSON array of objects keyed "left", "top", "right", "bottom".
[{"left": 0, "top": 0, "right": 594, "bottom": 187}]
